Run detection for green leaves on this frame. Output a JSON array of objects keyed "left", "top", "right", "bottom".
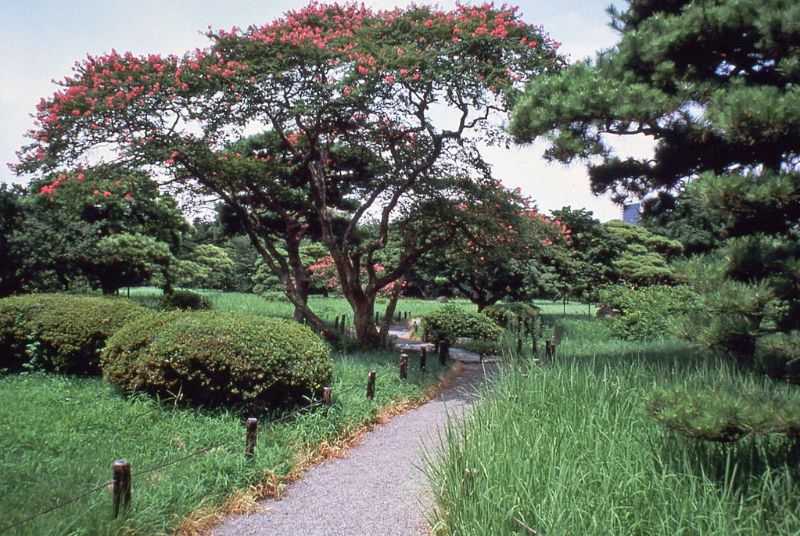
[{"left": 101, "top": 311, "right": 332, "bottom": 410}]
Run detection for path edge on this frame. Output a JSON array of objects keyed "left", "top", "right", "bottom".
[{"left": 174, "top": 361, "right": 465, "bottom": 536}]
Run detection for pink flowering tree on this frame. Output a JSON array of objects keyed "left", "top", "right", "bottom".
[
  {"left": 417, "top": 183, "right": 572, "bottom": 310},
  {"left": 16, "top": 3, "right": 562, "bottom": 346},
  {"left": 22, "top": 166, "right": 186, "bottom": 294}
]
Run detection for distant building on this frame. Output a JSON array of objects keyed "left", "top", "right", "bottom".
[{"left": 622, "top": 202, "right": 641, "bottom": 225}]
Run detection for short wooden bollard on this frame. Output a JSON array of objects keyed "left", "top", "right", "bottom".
[
  {"left": 112, "top": 459, "right": 131, "bottom": 518},
  {"left": 545, "top": 340, "right": 556, "bottom": 360},
  {"left": 531, "top": 337, "right": 537, "bottom": 356},
  {"left": 420, "top": 347, "right": 427, "bottom": 371},
  {"left": 366, "top": 370, "right": 376, "bottom": 399},
  {"left": 245, "top": 418, "right": 258, "bottom": 459},
  {"left": 322, "top": 386, "right": 332, "bottom": 406},
  {"left": 438, "top": 341, "right": 449, "bottom": 365},
  {"left": 399, "top": 352, "right": 408, "bottom": 380}
]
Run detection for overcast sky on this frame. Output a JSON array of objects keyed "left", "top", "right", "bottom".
[{"left": 0, "top": 0, "right": 644, "bottom": 221}]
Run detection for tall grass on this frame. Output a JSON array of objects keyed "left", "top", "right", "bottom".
[
  {"left": 0, "top": 348, "right": 448, "bottom": 535},
  {"left": 426, "top": 318, "right": 800, "bottom": 535}
]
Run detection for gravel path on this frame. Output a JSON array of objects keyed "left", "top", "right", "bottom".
[{"left": 212, "top": 331, "right": 492, "bottom": 536}]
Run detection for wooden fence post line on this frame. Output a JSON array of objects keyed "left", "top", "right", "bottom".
[
  {"left": 366, "top": 370, "right": 376, "bottom": 399},
  {"left": 112, "top": 459, "right": 131, "bottom": 518},
  {"left": 399, "top": 352, "right": 408, "bottom": 380},
  {"left": 322, "top": 387, "right": 332, "bottom": 406},
  {"left": 420, "top": 347, "right": 427, "bottom": 371},
  {"left": 245, "top": 418, "right": 258, "bottom": 459}
]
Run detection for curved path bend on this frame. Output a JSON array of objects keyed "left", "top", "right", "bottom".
[{"left": 212, "top": 332, "right": 494, "bottom": 536}]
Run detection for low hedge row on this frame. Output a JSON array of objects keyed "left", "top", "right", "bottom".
[
  {"left": 422, "top": 304, "right": 503, "bottom": 346},
  {"left": 0, "top": 294, "right": 146, "bottom": 374},
  {"left": 102, "top": 311, "right": 332, "bottom": 409},
  {"left": 0, "top": 294, "right": 334, "bottom": 410}
]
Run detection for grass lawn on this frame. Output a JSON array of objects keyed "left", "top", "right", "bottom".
[
  {"left": 0, "top": 348, "right": 449, "bottom": 535},
  {"left": 426, "top": 316, "right": 800, "bottom": 535}
]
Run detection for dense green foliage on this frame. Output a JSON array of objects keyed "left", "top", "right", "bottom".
[
  {"left": 0, "top": 294, "right": 145, "bottom": 373},
  {"left": 647, "top": 386, "right": 800, "bottom": 442},
  {"left": 3, "top": 169, "right": 186, "bottom": 296},
  {"left": 482, "top": 302, "right": 540, "bottom": 330},
  {"left": 158, "top": 289, "right": 212, "bottom": 311},
  {"left": 421, "top": 304, "right": 503, "bottom": 346},
  {"left": 102, "top": 311, "right": 333, "bottom": 409},
  {"left": 428, "top": 317, "right": 800, "bottom": 534},
  {"left": 511, "top": 0, "right": 800, "bottom": 376},
  {"left": 599, "top": 284, "right": 700, "bottom": 340}
]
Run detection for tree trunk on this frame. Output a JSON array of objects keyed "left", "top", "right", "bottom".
[
  {"left": 379, "top": 285, "right": 403, "bottom": 344},
  {"left": 351, "top": 295, "right": 381, "bottom": 348}
]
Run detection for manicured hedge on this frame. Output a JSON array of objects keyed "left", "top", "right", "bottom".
[
  {"left": 0, "top": 294, "right": 146, "bottom": 373},
  {"left": 159, "top": 290, "right": 211, "bottom": 311},
  {"left": 422, "top": 304, "right": 503, "bottom": 345},
  {"left": 101, "top": 311, "right": 332, "bottom": 409}
]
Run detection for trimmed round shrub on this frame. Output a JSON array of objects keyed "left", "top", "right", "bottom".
[
  {"left": 0, "top": 294, "right": 146, "bottom": 373},
  {"left": 101, "top": 311, "right": 333, "bottom": 409},
  {"left": 422, "top": 304, "right": 503, "bottom": 345},
  {"left": 159, "top": 290, "right": 211, "bottom": 311}
]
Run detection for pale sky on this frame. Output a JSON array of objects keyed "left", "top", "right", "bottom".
[{"left": 0, "top": 0, "right": 643, "bottom": 221}]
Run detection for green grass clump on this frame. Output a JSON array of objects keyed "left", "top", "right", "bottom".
[
  {"left": 0, "top": 346, "right": 448, "bottom": 535},
  {"left": 102, "top": 311, "right": 333, "bottom": 409},
  {"left": 427, "top": 318, "right": 800, "bottom": 535}
]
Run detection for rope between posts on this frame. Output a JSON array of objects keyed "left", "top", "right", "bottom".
[
  {"left": 0, "top": 399, "right": 323, "bottom": 534},
  {"left": 0, "top": 479, "right": 113, "bottom": 534}
]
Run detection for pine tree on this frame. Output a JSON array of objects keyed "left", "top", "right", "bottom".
[{"left": 511, "top": 0, "right": 800, "bottom": 378}]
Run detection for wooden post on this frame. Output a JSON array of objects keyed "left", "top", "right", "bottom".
[
  {"left": 375, "top": 312, "right": 380, "bottom": 324},
  {"left": 545, "top": 340, "right": 555, "bottom": 360},
  {"left": 322, "top": 387, "right": 332, "bottom": 406},
  {"left": 366, "top": 370, "right": 376, "bottom": 399},
  {"left": 531, "top": 337, "right": 537, "bottom": 356},
  {"left": 112, "top": 459, "right": 131, "bottom": 518},
  {"left": 245, "top": 418, "right": 258, "bottom": 459},
  {"left": 420, "top": 347, "right": 427, "bottom": 371},
  {"left": 438, "top": 341, "right": 449, "bottom": 365},
  {"left": 399, "top": 352, "right": 408, "bottom": 380}
]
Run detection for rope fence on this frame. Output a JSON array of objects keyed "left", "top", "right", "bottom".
[
  {"left": 0, "top": 344, "right": 448, "bottom": 534},
  {"left": 0, "top": 398, "right": 325, "bottom": 535}
]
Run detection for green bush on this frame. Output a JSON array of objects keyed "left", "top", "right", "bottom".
[
  {"left": 101, "top": 311, "right": 332, "bottom": 409},
  {"left": 422, "top": 304, "right": 503, "bottom": 346},
  {"left": 483, "top": 302, "right": 540, "bottom": 330},
  {"left": 598, "top": 284, "right": 700, "bottom": 340},
  {"left": 0, "top": 294, "right": 146, "bottom": 373},
  {"left": 646, "top": 386, "right": 800, "bottom": 443},
  {"left": 159, "top": 290, "right": 211, "bottom": 311}
]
